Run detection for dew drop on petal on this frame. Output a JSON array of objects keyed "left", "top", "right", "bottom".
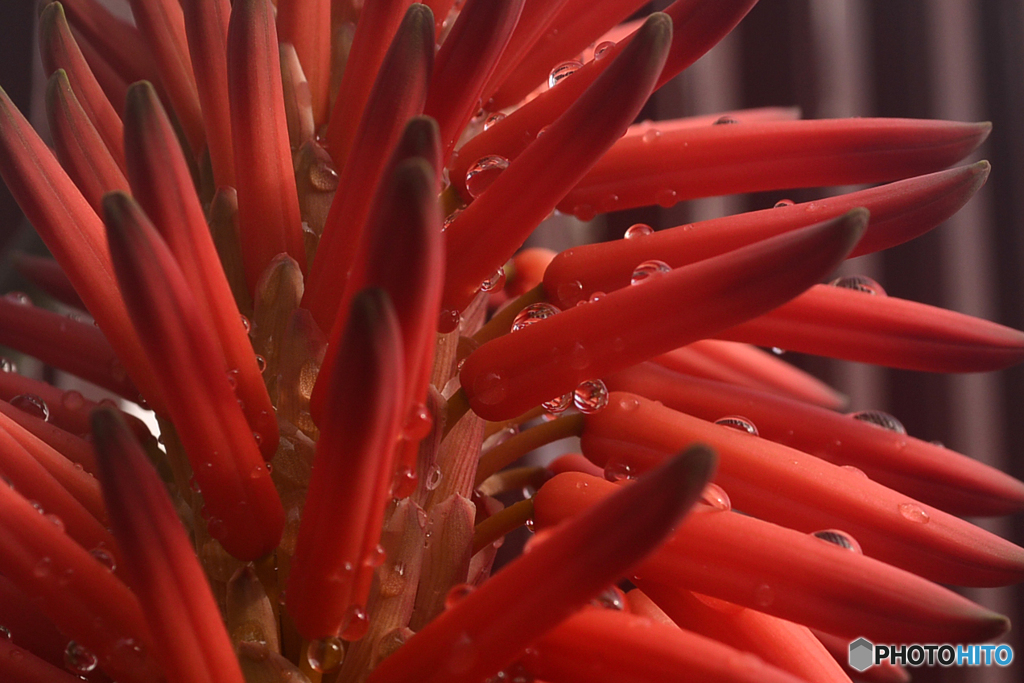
[
  {"left": 438, "top": 309, "right": 461, "bottom": 334},
  {"left": 698, "top": 483, "right": 731, "bottom": 512},
  {"left": 771, "top": 347, "right": 786, "bottom": 355},
  {"left": 64, "top": 641, "right": 98, "bottom": 673},
  {"left": 0, "top": 625, "right": 10, "bottom": 639},
  {"left": 483, "top": 112, "right": 505, "bottom": 130},
  {"left": 556, "top": 280, "right": 583, "bottom": 306},
  {"left": 424, "top": 463, "right": 443, "bottom": 491},
  {"left": 0, "top": 357, "right": 17, "bottom": 373},
  {"left": 753, "top": 584, "right": 775, "bottom": 607},
  {"left": 715, "top": 416, "right": 758, "bottom": 435},
  {"left": 480, "top": 267, "right": 506, "bottom": 293},
  {"left": 45, "top": 514, "right": 64, "bottom": 533},
  {"left": 591, "top": 586, "right": 626, "bottom": 610},
  {"left": 511, "top": 303, "right": 559, "bottom": 332},
  {"left": 307, "top": 637, "right": 344, "bottom": 672},
  {"left": 5, "top": 291, "right": 31, "bottom": 305},
  {"left": 594, "top": 41, "right": 615, "bottom": 60},
  {"left": 542, "top": 392, "right": 572, "bottom": 415},
  {"left": 10, "top": 394, "right": 50, "bottom": 422},
  {"left": 445, "top": 583, "right": 475, "bottom": 610},
  {"left": 90, "top": 547, "right": 116, "bottom": 571},
  {"left": 773, "top": 199, "right": 795, "bottom": 208},
  {"left": 254, "top": 355, "right": 267, "bottom": 373},
  {"left": 240, "top": 315, "right": 251, "bottom": 334},
  {"left": 603, "top": 460, "right": 634, "bottom": 482},
  {"left": 465, "top": 155, "right": 509, "bottom": 198},
  {"left": 655, "top": 188, "right": 678, "bottom": 208},
  {"left": 849, "top": 410, "right": 906, "bottom": 434},
  {"left": 340, "top": 605, "right": 370, "bottom": 642},
  {"left": 442, "top": 208, "right": 462, "bottom": 232},
  {"left": 829, "top": 275, "right": 887, "bottom": 296},
  {"left": 630, "top": 259, "right": 671, "bottom": 285},
  {"left": 617, "top": 395, "right": 639, "bottom": 411},
  {"left": 898, "top": 502, "right": 930, "bottom": 524},
  {"left": 641, "top": 128, "right": 661, "bottom": 143},
  {"left": 812, "top": 529, "right": 862, "bottom": 553},
  {"left": 548, "top": 60, "right": 583, "bottom": 88},
  {"left": 375, "top": 628, "right": 408, "bottom": 664},
  {"left": 573, "top": 379, "right": 608, "bottom": 414},
  {"left": 624, "top": 223, "right": 653, "bottom": 239},
  {"left": 714, "top": 116, "right": 739, "bottom": 125},
  {"left": 403, "top": 403, "right": 433, "bottom": 441}
]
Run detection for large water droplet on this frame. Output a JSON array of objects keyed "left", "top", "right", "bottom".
[
  {"left": 542, "top": 392, "right": 572, "bottom": 415},
  {"left": 624, "top": 223, "right": 653, "bottom": 239},
  {"left": 465, "top": 155, "right": 509, "bottom": 198},
  {"left": 849, "top": 410, "right": 906, "bottom": 434},
  {"left": 630, "top": 260, "right": 671, "bottom": 285},
  {"left": 307, "top": 637, "right": 344, "bottom": 672},
  {"left": 655, "top": 188, "right": 678, "bottom": 208},
  {"left": 548, "top": 60, "right": 583, "bottom": 88},
  {"left": 445, "top": 583, "right": 475, "bottom": 610},
  {"left": 511, "top": 303, "right": 559, "bottom": 332},
  {"left": 898, "top": 502, "right": 930, "bottom": 524},
  {"left": 573, "top": 379, "right": 608, "bottom": 414},
  {"left": 698, "top": 483, "right": 731, "bottom": 511},
  {"left": 641, "top": 128, "right": 662, "bottom": 143},
  {"left": 309, "top": 161, "right": 339, "bottom": 192},
  {"left": 603, "top": 460, "right": 634, "bottom": 482},
  {"left": 829, "top": 275, "right": 887, "bottom": 296},
  {"left": 64, "top": 641, "right": 98, "bottom": 673},
  {"left": 715, "top": 416, "right": 758, "bottom": 435},
  {"left": 480, "top": 267, "right": 506, "bottom": 293},
  {"left": 10, "top": 394, "right": 49, "bottom": 422},
  {"left": 812, "top": 529, "right": 862, "bottom": 553}
]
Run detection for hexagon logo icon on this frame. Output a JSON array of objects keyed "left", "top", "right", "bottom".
[{"left": 849, "top": 638, "right": 874, "bottom": 672}]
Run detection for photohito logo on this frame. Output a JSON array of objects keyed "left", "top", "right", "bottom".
[{"left": 848, "top": 638, "right": 1014, "bottom": 671}]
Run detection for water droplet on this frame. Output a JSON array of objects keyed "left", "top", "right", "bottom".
[
  {"left": 33, "top": 557, "right": 52, "bottom": 579},
  {"left": 624, "top": 223, "right": 653, "bottom": 239},
  {"left": 587, "top": 291, "right": 606, "bottom": 304},
  {"left": 424, "top": 463, "right": 443, "bottom": 491},
  {"left": 542, "top": 392, "right": 572, "bottom": 415},
  {"left": 483, "top": 113, "right": 505, "bottom": 130},
  {"left": 774, "top": 199, "right": 795, "bottom": 208},
  {"left": 603, "top": 460, "right": 634, "bottom": 482},
  {"left": 480, "top": 267, "right": 506, "bottom": 293},
  {"left": 573, "top": 379, "right": 608, "bottom": 414},
  {"left": 465, "top": 155, "right": 509, "bottom": 198},
  {"left": 472, "top": 370, "right": 508, "bottom": 406},
  {"left": 849, "top": 410, "right": 906, "bottom": 434},
  {"left": 254, "top": 355, "right": 267, "bottom": 373},
  {"left": 5, "top": 291, "right": 31, "bottom": 305},
  {"left": 64, "top": 641, "right": 97, "bottom": 673},
  {"left": 309, "top": 162, "right": 339, "bottom": 192},
  {"left": 753, "top": 584, "right": 775, "bottom": 607},
  {"left": 306, "top": 637, "right": 344, "bottom": 672},
  {"left": 340, "top": 604, "right": 369, "bottom": 641},
  {"left": 0, "top": 625, "right": 10, "bottom": 639},
  {"left": 641, "top": 128, "right": 661, "bottom": 143},
  {"left": 511, "top": 303, "right": 559, "bottom": 332},
  {"left": 438, "top": 308, "right": 461, "bottom": 334},
  {"left": 714, "top": 116, "right": 739, "bottom": 125},
  {"left": 898, "top": 502, "right": 930, "bottom": 524},
  {"left": 829, "top": 275, "right": 887, "bottom": 296},
  {"left": 240, "top": 315, "right": 251, "bottom": 334},
  {"left": 90, "top": 547, "right": 116, "bottom": 571},
  {"left": 10, "top": 394, "right": 49, "bottom": 422},
  {"left": 630, "top": 259, "right": 671, "bottom": 285},
  {"left": 698, "top": 483, "right": 731, "bottom": 511},
  {"left": 374, "top": 628, "right": 408, "bottom": 664},
  {"left": 45, "top": 514, "right": 65, "bottom": 533},
  {"left": 715, "top": 416, "right": 758, "bottom": 435},
  {"left": 812, "top": 529, "right": 862, "bottom": 553},
  {"left": 391, "top": 466, "right": 417, "bottom": 497},
  {"left": 655, "top": 188, "right": 678, "bottom": 208},
  {"left": 442, "top": 208, "right": 463, "bottom": 232},
  {"left": 771, "top": 347, "right": 786, "bottom": 355},
  {"left": 594, "top": 41, "right": 615, "bottom": 60},
  {"left": 0, "top": 357, "right": 17, "bottom": 373},
  {"left": 445, "top": 583, "right": 475, "bottom": 609},
  {"left": 573, "top": 203, "right": 596, "bottom": 221},
  {"left": 591, "top": 586, "right": 626, "bottom": 610},
  {"left": 548, "top": 60, "right": 583, "bottom": 88},
  {"left": 616, "top": 395, "right": 639, "bottom": 412},
  {"left": 403, "top": 403, "right": 433, "bottom": 441},
  {"left": 225, "top": 369, "right": 239, "bottom": 389},
  {"left": 556, "top": 280, "right": 584, "bottom": 306}
]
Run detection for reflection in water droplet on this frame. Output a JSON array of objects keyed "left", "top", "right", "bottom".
[
  {"left": 465, "top": 155, "right": 510, "bottom": 198},
  {"left": 483, "top": 113, "right": 505, "bottom": 130},
  {"left": 548, "top": 60, "right": 583, "bottom": 88},
  {"left": 624, "top": 223, "right": 653, "bottom": 239},
  {"left": 10, "top": 394, "right": 49, "bottom": 422},
  {"left": 774, "top": 199, "right": 794, "bottom": 208},
  {"left": 65, "top": 641, "right": 98, "bottom": 673},
  {"left": 898, "top": 502, "right": 930, "bottom": 524},
  {"left": 480, "top": 267, "right": 506, "bottom": 293},
  {"left": 698, "top": 483, "right": 731, "bottom": 511},
  {"left": 849, "top": 410, "right": 906, "bottom": 434},
  {"left": 307, "top": 636, "right": 344, "bottom": 673},
  {"left": 45, "top": 514, "right": 64, "bottom": 533},
  {"left": 574, "top": 379, "right": 608, "bottom": 414},
  {"left": 812, "top": 529, "right": 862, "bottom": 553},
  {"left": 511, "top": 303, "right": 559, "bottom": 332},
  {"left": 424, "top": 463, "right": 443, "bottom": 491},
  {"left": 655, "top": 188, "right": 678, "bottom": 208},
  {"left": 594, "top": 41, "right": 615, "bottom": 60},
  {"left": 829, "top": 275, "right": 887, "bottom": 296},
  {"left": 445, "top": 583, "right": 475, "bottom": 610},
  {"left": 542, "top": 392, "right": 572, "bottom": 415},
  {"left": 630, "top": 260, "right": 671, "bottom": 285},
  {"left": 715, "top": 416, "right": 758, "bottom": 435}
]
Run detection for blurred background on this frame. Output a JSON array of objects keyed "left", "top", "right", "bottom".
[{"left": 1, "top": 1, "right": 1023, "bottom": 682}]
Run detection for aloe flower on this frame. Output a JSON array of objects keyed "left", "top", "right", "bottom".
[{"left": 0, "top": 1, "right": 1022, "bottom": 682}]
